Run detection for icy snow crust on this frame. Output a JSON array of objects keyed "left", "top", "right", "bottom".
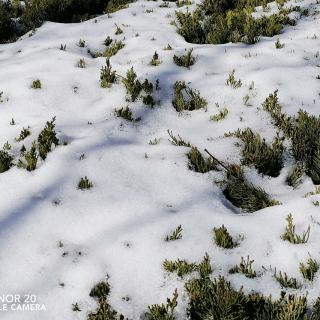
[{"left": 0, "top": 0, "right": 319, "bottom": 319}]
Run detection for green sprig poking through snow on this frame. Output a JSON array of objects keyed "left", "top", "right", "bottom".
[
  {"left": 281, "top": 213, "right": 310, "bottom": 244},
  {"left": 213, "top": 225, "right": 237, "bottom": 249}
]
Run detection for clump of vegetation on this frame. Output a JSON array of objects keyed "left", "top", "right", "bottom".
[
  {"left": 300, "top": 257, "right": 319, "bottom": 281},
  {"left": 187, "top": 147, "right": 217, "bottom": 173},
  {"left": 150, "top": 51, "right": 161, "bottom": 66},
  {"left": 165, "top": 225, "right": 183, "bottom": 241},
  {"left": 37, "top": 117, "right": 59, "bottom": 160},
  {"left": 229, "top": 256, "right": 257, "bottom": 278},
  {"left": 105, "top": 0, "right": 131, "bottom": 13},
  {"left": 210, "top": 107, "right": 229, "bottom": 121},
  {"left": 114, "top": 24, "right": 123, "bottom": 35},
  {"left": 100, "top": 59, "right": 117, "bottom": 88},
  {"left": 167, "top": 130, "right": 191, "bottom": 147},
  {"left": 173, "top": 49, "right": 196, "bottom": 68},
  {"left": 31, "top": 79, "right": 41, "bottom": 89},
  {"left": 172, "top": 81, "right": 207, "bottom": 112},
  {"left": 281, "top": 213, "right": 310, "bottom": 244},
  {"left": 115, "top": 106, "right": 139, "bottom": 122},
  {"left": 286, "top": 163, "right": 304, "bottom": 188},
  {"left": 77, "top": 58, "right": 86, "bottom": 68},
  {"left": 213, "top": 225, "right": 237, "bottom": 249},
  {"left": 226, "top": 70, "right": 242, "bottom": 88},
  {"left": 164, "top": 258, "right": 197, "bottom": 278},
  {"left": 274, "top": 270, "right": 300, "bottom": 289},
  {"left": 275, "top": 38, "right": 285, "bottom": 48},
  {"left": 78, "top": 39, "right": 86, "bottom": 47},
  {"left": 18, "top": 142, "right": 38, "bottom": 171},
  {"left": 185, "top": 275, "right": 309, "bottom": 319},
  {"left": 0, "top": 148, "right": 14, "bottom": 173},
  {"left": 87, "top": 279, "right": 126, "bottom": 320},
  {"left": 146, "top": 289, "right": 178, "bottom": 320},
  {"left": 233, "top": 128, "right": 284, "bottom": 177},
  {"left": 16, "top": 127, "right": 31, "bottom": 142},
  {"left": 96, "top": 40, "right": 125, "bottom": 58},
  {"left": 78, "top": 176, "right": 93, "bottom": 190},
  {"left": 223, "top": 164, "right": 279, "bottom": 212}
]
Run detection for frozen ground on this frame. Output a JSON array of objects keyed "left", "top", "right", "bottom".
[{"left": 0, "top": 0, "right": 319, "bottom": 318}]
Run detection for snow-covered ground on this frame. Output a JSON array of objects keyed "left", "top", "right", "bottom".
[{"left": 0, "top": 0, "right": 319, "bottom": 318}]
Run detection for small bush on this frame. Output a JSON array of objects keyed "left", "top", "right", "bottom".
[
  {"left": 229, "top": 256, "right": 257, "bottom": 278},
  {"left": 89, "top": 281, "right": 110, "bottom": 300},
  {"left": 0, "top": 148, "right": 13, "bottom": 173},
  {"left": 163, "top": 259, "right": 197, "bottom": 278},
  {"left": 114, "top": 24, "right": 123, "bottom": 35},
  {"left": 187, "top": 147, "right": 217, "bottom": 173},
  {"left": 37, "top": 117, "right": 59, "bottom": 160},
  {"left": 78, "top": 176, "right": 93, "bottom": 190},
  {"left": 275, "top": 38, "right": 285, "bottom": 48},
  {"left": 18, "top": 142, "right": 38, "bottom": 171},
  {"left": 300, "top": 257, "right": 319, "bottom": 281},
  {"left": 105, "top": 0, "right": 131, "bottom": 13},
  {"left": 97, "top": 40, "right": 125, "bottom": 58},
  {"left": 223, "top": 165, "right": 279, "bottom": 213},
  {"left": 150, "top": 51, "right": 161, "bottom": 66},
  {"left": 165, "top": 225, "right": 183, "bottom": 241},
  {"left": 213, "top": 225, "right": 236, "bottom": 249},
  {"left": 274, "top": 270, "right": 300, "bottom": 289},
  {"left": 226, "top": 70, "right": 242, "bottom": 88},
  {"left": 210, "top": 107, "right": 229, "bottom": 121},
  {"left": 281, "top": 213, "right": 310, "bottom": 244},
  {"left": 77, "top": 58, "right": 86, "bottom": 68},
  {"left": 286, "top": 163, "right": 304, "bottom": 188},
  {"left": 115, "top": 106, "right": 138, "bottom": 122},
  {"left": 100, "top": 59, "right": 117, "bottom": 88},
  {"left": 16, "top": 127, "right": 31, "bottom": 142},
  {"left": 172, "top": 81, "right": 207, "bottom": 112},
  {"left": 233, "top": 128, "right": 284, "bottom": 177},
  {"left": 146, "top": 289, "right": 178, "bottom": 320},
  {"left": 122, "top": 67, "right": 142, "bottom": 102},
  {"left": 167, "top": 130, "right": 191, "bottom": 147},
  {"left": 173, "top": 49, "right": 196, "bottom": 68},
  {"left": 31, "top": 79, "right": 41, "bottom": 89},
  {"left": 78, "top": 39, "right": 86, "bottom": 47}
]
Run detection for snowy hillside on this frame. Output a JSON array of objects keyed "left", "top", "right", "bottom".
[{"left": 0, "top": 0, "right": 320, "bottom": 319}]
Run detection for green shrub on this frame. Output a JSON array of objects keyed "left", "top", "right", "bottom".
[
  {"left": 167, "top": 130, "right": 191, "bottom": 147},
  {"left": 100, "top": 59, "right": 117, "bottom": 88},
  {"left": 0, "top": 1, "right": 18, "bottom": 43},
  {"left": 210, "top": 107, "right": 229, "bottom": 121},
  {"left": 77, "top": 58, "right": 86, "bottom": 68},
  {"left": 78, "top": 176, "right": 93, "bottom": 190},
  {"left": 115, "top": 106, "right": 138, "bottom": 122},
  {"left": 146, "top": 289, "right": 178, "bottom": 320},
  {"left": 172, "top": 81, "right": 207, "bottom": 112},
  {"left": 89, "top": 281, "right": 110, "bottom": 300},
  {"left": 187, "top": 147, "right": 217, "bottom": 173},
  {"left": 173, "top": 49, "right": 196, "bottom": 68},
  {"left": 105, "top": 0, "right": 131, "bottom": 13},
  {"left": 281, "top": 213, "right": 310, "bottom": 244},
  {"left": 275, "top": 38, "right": 285, "bottom": 48},
  {"left": 165, "top": 225, "right": 183, "bottom": 241},
  {"left": 274, "top": 270, "right": 300, "bottom": 289},
  {"left": 229, "top": 256, "right": 257, "bottom": 278},
  {"left": 122, "top": 67, "right": 142, "bottom": 102},
  {"left": 31, "top": 79, "right": 41, "bottom": 89},
  {"left": 37, "top": 117, "right": 59, "bottom": 160},
  {"left": 0, "top": 148, "right": 14, "bottom": 173},
  {"left": 163, "top": 259, "right": 197, "bottom": 278},
  {"left": 114, "top": 24, "right": 123, "bottom": 35},
  {"left": 18, "top": 142, "right": 38, "bottom": 171},
  {"left": 213, "top": 225, "right": 237, "bottom": 249},
  {"left": 150, "top": 51, "right": 161, "bottom": 66},
  {"left": 300, "top": 257, "right": 319, "bottom": 281},
  {"left": 233, "top": 128, "right": 284, "bottom": 177},
  {"left": 226, "top": 70, "right": 242, "bottom": 88},
  {"left": 16, "top": 127, "right": 31, "bottom": 142},
  {"left": 96, "top": 40, "right": 125, "bottom": 58},
  {"left": 223, "top": 165, "right": 279, "bottom": 212},
  {"left": 286, "top": 163, "right": 304, "bottom": 188}
]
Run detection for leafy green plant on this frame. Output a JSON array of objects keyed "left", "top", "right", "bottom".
[
  {"left": 187, "top": 147, "right": 217, "bottom": 173},
  {"left": 223, "top": 165, "right": 280, "bottom": 212},
  {"left": 0, "top": 148, "right": 13, "bottom": 173},
  {"left": 167, "top": 130, "right": 191, "bottom": 147},
  {"left": 300, "top": 257, "right": 319, "bottom": 281},
  {"left": 105, "top": 0, "right": 131, "bottom": 13},
  {"left": 233, "top": 128, "right": 284, "bottom": 177},
  {"left": 172, "top": 81, "right": 207, "bottom": 112},
  {"left": 163, "top": 259, "right": 197, "bottom": 278},
  {"left": 229, "top": 256, "right": 257, "bottom": 278},
  {"left": 78, "top": 39, "right": 86, "bottom": 47},
  {"left": 90, "top": 281, "right": 110, "bottom": 300},
  {"left": 210, "top": 107, "right": 229, "bottom": 121},
  {"left": 146, "top": 289, "right": 178, "bottom": 320},
  {"left": 16, "top": 127, "right": 31, "bottom": 142},
  {"left": 274, "top": 270, "right": 300, "bottom": 289},
  {"left": 37, "top": 117, "right": 59, "bottom": 160},
  {"left": 78, "top": 176, "right": 93, "bottom": 190},
  {"left": 165, "top": 225, "right": 183, "bottom": 241},
  {"left": 97, "top": 40, "right": 125, "bottom": 58},
  {"left": 31, "top": 79, "right": 41, "bottom": 89},
  {"left": 281, "top": 213, "right": 310, "bottom": 244},
  {"left": 150, "top": 51, "right": 161, "bottom": 66},
  {"left": 122, "top": 67, "right": 142, "bottom": 102},
  {"left": 275, "top": 38, "right": 285, "bottom": 48},
  {"left": 226, "top": 70, "right": 242, "bottom": 88},
  {"left": 115, "top": 106, "right": 138, "bottom": 122},
  {"left": 114, "top": 24, "right": 123, "bottom": 35},
  {"left": 213, "top": 225, "right": 237, "bottom": 249},
  {"left": 286, "top": 163, "right": 304, "bottom": 188},
  {"left": 173, "top": 49, "right": 196, "bottom": 68},
  {"left": 18, "top": 142, "right": 38, "bottom": 171},
  {"left": 100, "top": 59, "right": 117, "bottom": 88}
]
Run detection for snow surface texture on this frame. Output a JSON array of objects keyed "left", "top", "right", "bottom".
[{"left": 0, "top": 0, "right": 319, "bottom": 319}]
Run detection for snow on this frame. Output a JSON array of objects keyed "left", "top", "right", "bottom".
[{"left": 0, "top": 0, "right": 319, "bottom": 318}]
